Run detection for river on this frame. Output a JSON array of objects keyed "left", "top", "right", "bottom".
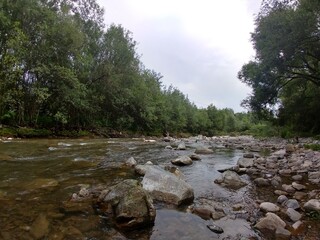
[{"left": 0, "top": 138, "right": 261, "bottom": 239}]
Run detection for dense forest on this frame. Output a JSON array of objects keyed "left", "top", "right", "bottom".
[{"left": 0, "top": 0, "right": 319, "bottom": 137}]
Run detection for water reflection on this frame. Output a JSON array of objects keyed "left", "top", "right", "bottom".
[{"left": 0, "top": 138, "right": 256, "bottom": 239}]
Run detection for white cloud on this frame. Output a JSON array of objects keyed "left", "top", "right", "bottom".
[{"left": 97, "top": 0, "right": 262, "bottom": 112}]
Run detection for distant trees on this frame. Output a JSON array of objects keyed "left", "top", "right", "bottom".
[
  {"left": 0, "top": 0, "right": 258, "bottom": 136},
  {"left": 239, "top": 0, "right": 320, "bottom": 134}
]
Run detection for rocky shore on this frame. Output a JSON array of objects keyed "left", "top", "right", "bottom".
[{"left": 64, "top": 135, "right": 320, "bottom": 239}]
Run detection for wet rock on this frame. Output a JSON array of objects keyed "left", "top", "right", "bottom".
[
  {"left": 142, "top": 166, "right": 194, "bottom": 205},
  {"left": 189, "top": 154, "right": 201, "bottom": 161},
  {"left": 253, "top": 178, "right": 269, "bottom": 187},
  {"left": 260, "top": 202, "right": 280, "bottom": 212},
  {"left": 61, "top": 200, "right": 94, "bottom": 214},
  {"left": 98, "top": 179, "right": 156, "bottom": 229},
  {"left": 0, "top": 154, "right": 13, "bottom": 161},
  {"left": 214, "top": 170, "right": 247, "bottom": 190},
  {"left": 286, "top": 208, "right": 302, "bottom": 222},
  {"left": 283, "top": 199, "right": 300, "bottom": 210},
  {"left": 125, "top": 157, "right": 137, "bottom": 167},
  {"left": 165, "top": 145, "right": 173, "bottom": 150},
  {"left": 134, "top": 164, "right": 154, "bottom": 176},
  {"left": 194, "top": 145, "right": 214, "bottom": 154},
  {"left": 303, "top": 199, "right": 320, "bottom": 213},
  {"left": 189, "top": 207, "right": 213, "bottom": 220},
  {"left": 171, "top": 155, "right": 193, "bottom": 166},
  {"left": 237, "top": 157, "right": 254, "bottom": 168},
  {"left": 163, "top": 165, "right": 185, "bottom": 180},
  {"left": 177, "top": 142, "right": 186, "bottom": 150},
  {"left": 30, "top": 214, "right": 49, "bottom": 239},
  {"left": 277, "top": 195, "right": 288, "bottom": 204},
  {"left": 207, "top": 224, "right": 224, "bottom": 234}
]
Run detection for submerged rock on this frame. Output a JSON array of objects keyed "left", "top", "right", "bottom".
[
  {"left": 98, "top": 179, "right": 156, "bottom": 229},
  {"left": 214, "top": 170, "right": 247, "bottom": 190},
  {"left": 142, "top": 166, "right": 194, "bottom": 205}
]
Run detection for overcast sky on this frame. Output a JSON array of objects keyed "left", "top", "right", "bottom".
[{"left": 97, "top": 0, "right": 262, "bottom": 112}]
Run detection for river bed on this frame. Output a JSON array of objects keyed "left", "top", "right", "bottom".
[{"left": 0, "top": 138, "right": 266, "bottom": 239}]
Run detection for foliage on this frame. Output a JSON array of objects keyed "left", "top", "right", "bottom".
[
  {"left": 304, "top": 144, "right": 320, "bottom": 151},
  {"left": 0, "top": 0, "right": 270, "bottom": 137},
  {"left": 239, "top": 0, "right": 320, "bottom": 135}
]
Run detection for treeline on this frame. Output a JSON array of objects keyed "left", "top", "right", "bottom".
[
  {"left": 239, "top": 0, "right": 320, "bottom": 136},
  {"left": 0, "top": 0, "right": 258, "bottom": 136}
]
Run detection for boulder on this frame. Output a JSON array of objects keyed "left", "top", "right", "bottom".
[
  {"left": 194, "top": 145, "right": 214, "bottom": 154},
  {"left": 135, "top": 164, "right": 154, "bottom": 176},
  {"left": 141, "top": 166, "right": 194, "bottom": 205},
  {"left": 177, "top": 142, "right": 186, "bottom": 150},
  {"left": 237, "top": 157, "right": 254, "bottom": 168},
  {"left": 125, "top": 157, "right": 137, "bottom": 167},
  {"left": 214, "top": 170, "right": 247, "bottom": 190},
  {"left": 255, "top": 212, "right": 286, "bottom": 234},
  {"left": 189, "top": 154, "right": 201, "bottom": 161},
  {"left": 171, "top": 155, "right": 193, "bottom": 166},
  {"left": 98, "top": 179, "right": 156, "bottom": 229},
  {"left": 303, "top": 199, "right": 320, "bottom": 213}
]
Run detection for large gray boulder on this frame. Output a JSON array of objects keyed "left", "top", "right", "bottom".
[
  {"left": 98, "top": 179, "right": 156, "bottom": 229},
  {"left": 214, "top": 170, "right": 247, "bottom": 190},
  {"left": 141, "top": 166, "right": 194, "bottom": 205}
]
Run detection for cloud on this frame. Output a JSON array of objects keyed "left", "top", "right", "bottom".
[{"left": 97, "top": 0, "right": 262, "bottom": 112}]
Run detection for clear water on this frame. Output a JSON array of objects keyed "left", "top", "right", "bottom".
[{"left": 0, "top": 138, "right": 260, "bottom": 239}]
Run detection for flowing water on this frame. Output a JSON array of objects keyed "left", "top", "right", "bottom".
[{"left": 0, "top": 138, "right": 261, "bottom": 239}]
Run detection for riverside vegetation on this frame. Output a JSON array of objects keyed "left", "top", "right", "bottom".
[{"left": 1, "top": 0, "right": 320, "bottom": 138}]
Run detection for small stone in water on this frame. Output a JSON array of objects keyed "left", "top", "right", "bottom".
[{"left": 207, "top": 224, "right": 224, "bottom": 234}]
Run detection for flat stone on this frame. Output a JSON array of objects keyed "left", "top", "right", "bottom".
[
  {"left": 292, "top": 220, "right": 303, "bottom": 230},
  {"left": 292, "top": 182, "right": 306, "bottom": 191},
  {"left": 286, "top": 208, "right": 302, "bottom": 222},
  {"left": 260, "top": 202, "right": 280, "bottom": 212},
  {"left": 292, "top": 175, "right": 303, "bottom": 181},
  {"left": 171, "top": 155, "right": 193, "bottom": 166},
  {"left": 30, "top": 214, "right": 49, "bottom": 240},
  {"left": 282, "top": 184, "right": 296, "bottom": 193}
]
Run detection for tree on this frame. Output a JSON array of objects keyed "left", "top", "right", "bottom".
[{"left": 238, "top": 0, "right": 320, "bottom": 133}]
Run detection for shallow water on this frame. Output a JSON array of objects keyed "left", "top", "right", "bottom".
[{"left": 0, "top": 138, "right": 260, "bottom": 239}]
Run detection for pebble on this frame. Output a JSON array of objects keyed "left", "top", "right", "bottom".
[{"left": 207, "top": 224, "right": 224, "bottom": 234}]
